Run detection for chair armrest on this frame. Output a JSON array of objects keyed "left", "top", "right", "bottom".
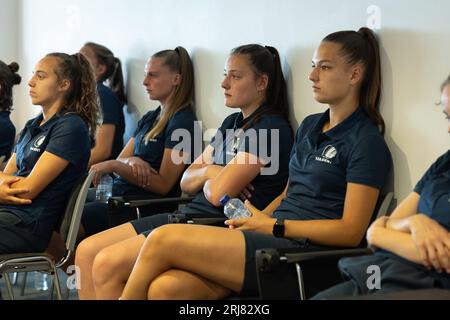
[
  {"left": 256, "top": 246, "right": 374, "bottom": 300},
  {"left": 283, "top": 247, "right": 374, "bottom": 264},
  {"left": 168, "top": 213, "right": 227, "bottom": 227},
  {"left": 108, "top": 195, "right": 194, "bottom": 211}
]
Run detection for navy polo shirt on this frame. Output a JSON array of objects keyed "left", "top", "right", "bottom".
[
  {"left": 183, "top": 105, "right": 293, "bottom": 215},
  {"left": 376, "top": 151, "right": 450, "bottom": 263},
  {"left": 273, "top": 107, "right": 392, "bottom": 221},
  {"left": 348, "top": 151, "right": 450, "bottom": 289},
  {"left": 97, "top": 83, "right": 125, "bottom": 159},
  {"left": 0, "top": 111, "right": 16, "bottom": 159},
  {"left": 113, "top": 106, "right": 198, "bottom": 196},
  {"left": 0, "top": 112, "right": 91, "bottom": 241},
  {"left": 414, "top": 150, "right": 450, "bottom": 229}
]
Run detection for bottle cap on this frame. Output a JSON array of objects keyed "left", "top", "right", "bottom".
[{"left": 219, "top": 195, "right": 231, "bottom": 206}]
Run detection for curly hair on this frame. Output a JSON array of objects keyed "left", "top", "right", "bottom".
[
  {"left": 0, "top": 61, "right": 22, "bottom": 112},
  {"left": 47, "top": 53, "right": 101, "bottom": 141}
]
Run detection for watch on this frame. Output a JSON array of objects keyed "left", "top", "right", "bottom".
[{"left": 272, "top": 218, "right": 285, "bottom": 238}]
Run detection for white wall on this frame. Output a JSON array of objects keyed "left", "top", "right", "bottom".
[
  {"left": 0, "top": 0, "right": 19, "bottom": 101},
  {"left": 4, "top": 0, "right": 450, "bottom": 200}
]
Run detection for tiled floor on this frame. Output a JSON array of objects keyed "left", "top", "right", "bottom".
[{"left": 0, "top": 271, "right": 79, "bottom": 300}]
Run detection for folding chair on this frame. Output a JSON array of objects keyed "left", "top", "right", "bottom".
[
  {"left": 0, "top": 171, "right": 95, "bottom": 300},
  {"left": 255, "top": 191, "right": 395, "bottom": 300}
]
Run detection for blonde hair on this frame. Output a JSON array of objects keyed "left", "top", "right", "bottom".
[{"left": 144, "top": 46, "right": 194, "bottom": 143}]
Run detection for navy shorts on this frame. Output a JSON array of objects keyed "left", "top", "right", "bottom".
[
  {"left": 131, "top": 214, "right": 312, "bottom": 297},
  {"left": 130, "top": 213, "right": 173, "bottom": 237},
  {"left": 0, "top": 210, "right": 48, "bottom": 254}
]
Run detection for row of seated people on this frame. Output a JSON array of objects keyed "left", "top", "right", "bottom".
[
  {"left": 0, "top": 26, "right": 448, "bottom": 300},
  {"left": 0, "top": 42, "right": 126, "bottom": 172}
]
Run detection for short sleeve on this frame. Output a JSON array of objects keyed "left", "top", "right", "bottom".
[
  {"left": 164, "top": 109, "right": 197, "bottom": 155},
  {"left": 210, "top": 114, "right": 235, "bottom": 150},
  {"left": 100, "top": 92, "right": 122, "bottom": 126},
  {"left": 237, "top": 127, "right": 270, "bottom": 161},
  {"left": 45, "top": 116, "right": 90, "bottom": 165},
  {"left": 209, "top": 128, "right": 222, "bottom": 150},
  {"left": 414, "top": 151, "right": 449, "bottom": 195},
  {"left": 237, "top": 116, "right": 292, "bottom": 164},
  {"left": 430, "top": 192, "right": 450, "bottom": 228},
  {"left": 346, "top": 134, "right": 392, "bottom": 189}
]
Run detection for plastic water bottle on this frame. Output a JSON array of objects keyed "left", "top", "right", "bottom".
[
  {"left": 96, "top": 174, "right": 113, "bottom": 203},
  {"left": 34, "top": 272, "right": 48, "bottom": 291},
  {"left": 220, "top": 195, "right": 252, "bottom": 220}
]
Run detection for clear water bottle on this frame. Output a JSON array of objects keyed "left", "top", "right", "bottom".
[
  {"left": 34, "top": 272, "right": 48, "bottom": 291},
  {"left": 96, "top": 174, "right": 113, "bottom": 203},
  {"left": 220, "top": 195, "right": 252, "bottom": 220}
]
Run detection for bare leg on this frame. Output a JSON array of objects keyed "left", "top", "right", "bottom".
[
  {"left": 92, "top": 234, "right": 146, "bottom": 300},
  {"left": 148, "top": 269, "right": 231, "bottom": 300},
  {"left": 121, "top": 224, "right": 246, "bottom": 300},
  {"left": 75, "top": 223, "right": 138, "bottom": 300}
]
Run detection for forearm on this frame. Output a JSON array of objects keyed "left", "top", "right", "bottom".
[
  {"left": 111, "top": 160, "right": 149, "bottom": 189},
  {"left": 369, "top": 226, "right": 424, "bottom": 265},
  {"left": 142, "top": 173, "right": 176, "bottom": 196},
  {"left": 89, "top": 145, "right": 112, "bottom": 167},
  {"left": 385, "top": 217, "right": 412, "bottom": 233},
  {"left": 0, "top": 171, "right": 9, "bottom": 178},
  {"left": 284, "top": 219, "right": 366, "bottom": 247},
  {"left": 181, "top": 165, "right": 222, "bottom": 195},
  {"left": 262, "top": 192, "right": 287, "bottom": 216}
]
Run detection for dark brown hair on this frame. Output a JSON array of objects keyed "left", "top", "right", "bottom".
[
  {"left": 323, "top": 27, "right": 385, "bottom": 135},
  {"left": 0, "top": 61, "right": 21, "bottom": 112},
  {"left": 83, "top": 42, "right": 127, "bottom": 104},
  {"left": 230, "top": 44, "right": 290, "bottom": 130}
]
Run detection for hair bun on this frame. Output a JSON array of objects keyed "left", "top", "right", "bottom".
[
  {"left": 13, "top": 73, "right": 22, "bottom": 85},
  {"left": 8, "top": 62, "right": 19, "bottom": 73}
]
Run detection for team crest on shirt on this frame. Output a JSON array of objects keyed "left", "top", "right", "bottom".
[
  {"left": 315, "top": 145, "right": 338, "bottom": 164},
  {"left": 30, "top": 135, "right": 46, "bottom": 152}
]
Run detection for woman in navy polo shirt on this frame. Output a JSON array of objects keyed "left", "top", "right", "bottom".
[
  {"left": 79, "top": 47, "right": 198, "bottom": 239},
  {"left": 119, "top": 28, "right": 392, "bottom": 300},
  {"left": 0, "top": 53, "right": 99, "bottom": 254},
  {"left": 76, "top": 44, "right": 293, "bottom": 300},
  {"left": 80, "top": 42, "right": 126, "bottom": 166},
  {"left": 0, "top": 61, "right": 21, "bottom": 167},
  {"left": 313, "top": 76, "right": 450, "bottom": 299}
]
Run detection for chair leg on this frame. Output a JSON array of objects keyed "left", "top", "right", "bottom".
[
  {"left": 20, "top": 272, "right": 28, "bottom": 296},
  {"left": 11, "top": 272, "right": 18, "bottom": 285},
  {"left": 4, "top": 273, "right": 15, "bottom": 300},
  {"left": 136, "top": 207, "right": 142, "bottom": 220},
  {"left": 51, "top": 268, "right": 63, "bottom": 300},
  {"left": 295, "top": 264, "right": 306, "bottom": 300},
  {"left": 65, "top": 286, "right": 70, "bottom": 300},
  {"left": 49, "top": 277, "right": 55, "bottom": 300}
]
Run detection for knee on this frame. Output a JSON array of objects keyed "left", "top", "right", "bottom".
[
  {"left": 142, "top": 225, "right": 182, "bottom": 259},
  {"left": 75, "top": 237, "right": 101, "bottom": 265},
  {"left": 148, "top": 276, "right": 181, "bottom": 300},
  {"left": 92, "top": 247, "right": 123, "bottom": 287}
]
